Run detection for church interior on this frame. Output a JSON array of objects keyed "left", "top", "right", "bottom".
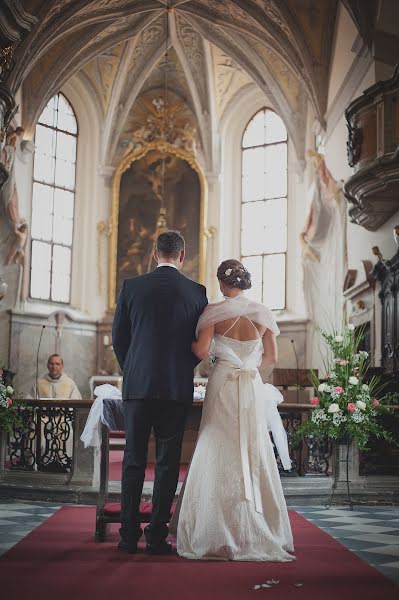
[{"left": 0, "top": 0, "right": 399, "bottom": 596}]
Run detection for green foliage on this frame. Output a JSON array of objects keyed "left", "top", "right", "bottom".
[{"left": 295, "top": 324, "right": 397, "bottom": 451}]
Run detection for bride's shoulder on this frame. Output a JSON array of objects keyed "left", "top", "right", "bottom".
[{"left": 202, "top": 298, "right": 227, "bottom": 312}]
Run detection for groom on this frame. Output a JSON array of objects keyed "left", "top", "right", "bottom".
[{"left": 112, "top": 230, "right": 208, "bottom": 554}]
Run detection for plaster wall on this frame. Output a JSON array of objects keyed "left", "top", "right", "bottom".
[{"left": 327, "top": 3, "right": 358, "bottom": 110}]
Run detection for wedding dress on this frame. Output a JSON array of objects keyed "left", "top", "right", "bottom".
[{"left": 173, "top": 295, "right": 295, "bottom": 561}]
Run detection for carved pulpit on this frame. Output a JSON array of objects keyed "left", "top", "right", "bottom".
[{"left": 344, "top": 64, "right": 399, "bottom": 231}]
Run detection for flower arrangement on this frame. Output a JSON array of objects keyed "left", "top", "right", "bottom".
[
  {"left": 296, "top": 325, "right": 396, "bottom": 450},
  {"left": 0, "top": 368, "right": 24, "bottom": 434}
]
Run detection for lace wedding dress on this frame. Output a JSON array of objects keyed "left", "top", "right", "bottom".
[{"left": 174, "top": 305, "right": 295, "bottom": 562}]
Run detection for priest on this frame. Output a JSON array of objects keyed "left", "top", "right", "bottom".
[{"left": 28, "top": 354, "right": 82, "bottom": 399}]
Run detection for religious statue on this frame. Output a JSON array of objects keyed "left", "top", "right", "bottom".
[
  {"left": 0, "top": 126, "right": 34, "bottom": 303},
  {"left": 6, "top": 220, "right": 28, "bottom": 265}
]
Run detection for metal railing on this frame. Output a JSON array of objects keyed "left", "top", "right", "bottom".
[{"left": 0, "top": 400, "right": 335, "bottom": 483}]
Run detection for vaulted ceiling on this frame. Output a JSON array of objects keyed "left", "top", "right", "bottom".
[{"left": 12, "top": 0, "right": 340, "bottom": 169}]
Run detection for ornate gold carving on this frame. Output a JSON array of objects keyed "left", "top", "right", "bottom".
[
  {"left": 121, "top": 95, "right": 197, "bottom": 158},
  {"left": 0, "top": 44, "right": 17, "bottom": 83},
  {"left": 108, "top": 141, "right": 208, "bottom": 310},
  {"left": 97, "top": 220, "right": 113, "bottom": 295}
]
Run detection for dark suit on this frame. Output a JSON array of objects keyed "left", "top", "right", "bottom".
[{"left": 112, "top": 265, "right": 207, "bottom": 544}]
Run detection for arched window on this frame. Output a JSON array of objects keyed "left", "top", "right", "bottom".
[
  {"left": 30, "top": 93, "right": 77, "bottom": 303},
  {"left": 241, "top": 108, "right": 287, "bottom": 310}
]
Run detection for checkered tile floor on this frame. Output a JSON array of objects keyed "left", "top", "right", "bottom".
[
  {"left": 293, "top": 505, "right": 399, "bottom": 585},
  {"left": 0, "top": 501, "right": 60, "bottom": 557},
  {"left": 0, "top": 502, "right": 398, "bottom": 585}
]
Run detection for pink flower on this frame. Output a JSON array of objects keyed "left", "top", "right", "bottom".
[
  {"left": 335, "top": 386, "right": 344, "bottom": 394},
  {"left": 7, "top": 398, "right": 12, "bottom": 406},
  {"left": 347, "top": 403, "right": 355, "bottom": 413},
  {"left": 353, "top": 368, "right": 359, "bottom": 376},
  {"left": 339, "top": 359, "right": 348, "bottom": 366},
  {"left": 373, "top": 398, "right": 379, "bottom": 407},
  {"left": 310, "top": 396, "right": 320, "bottom": 406}
]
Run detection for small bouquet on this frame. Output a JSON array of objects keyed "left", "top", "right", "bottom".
[
  {"left": 295, "top": 325, "right": 396, "bottom": 450},
  {"left": 0, "top": 368, "right": 24, "bottom": 434}
]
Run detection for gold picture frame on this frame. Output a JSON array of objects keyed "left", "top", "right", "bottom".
[{"left": 108, "top": 141, "right": 208, "bottom": 310}]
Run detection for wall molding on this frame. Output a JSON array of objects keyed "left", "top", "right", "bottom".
[{"left": 325, "top": 38, "right": 373, "bottom": 141}]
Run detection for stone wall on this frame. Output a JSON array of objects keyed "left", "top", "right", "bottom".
[{"left": 9, "top": 310, "right": 97, "bottom": 398}]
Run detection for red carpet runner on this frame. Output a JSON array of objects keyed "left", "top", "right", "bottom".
[
  {"left": 109, "top": 451, "right": 188, "bottom": 481},
  {"left": 0, "top": 507, "right": 396, "bottom": 599}
]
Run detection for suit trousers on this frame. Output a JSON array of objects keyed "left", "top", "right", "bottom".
[{"left": 120, "top": 398, "right": 189, "bottom": 545}]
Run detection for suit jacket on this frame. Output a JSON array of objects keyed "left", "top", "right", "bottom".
[{"left": 112, "top": 266, "right": 208, "bottom": 403}]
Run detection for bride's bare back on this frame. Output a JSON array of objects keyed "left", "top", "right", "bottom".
[{"left": 214, "top": 316, "right": 265, "bottom": 341}]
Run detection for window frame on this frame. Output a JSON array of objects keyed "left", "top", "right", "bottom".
[
  {"left": 29, "top": 93, "right": 78, "bottom": 305},
  {"left": 240, "top": 106, "right": 288, "bottom": 311}
]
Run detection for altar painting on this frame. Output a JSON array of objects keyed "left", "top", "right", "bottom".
[{"left": 116, "top": 150, "right": 201, "bottom": 298}]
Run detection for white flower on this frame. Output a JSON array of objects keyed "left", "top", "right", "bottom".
[
  {"left": 318, "top": 383, "right": 329, "bottom": 393},
  {"left": 311, "top": 408, "right": 328, "bottom": 423},
  {"left": 352, "top": 408, "right": 366, "bottom": 423},
  {"left": 332, "top": 412, "right": 347, "bottom": 426},
  {"left": 347, "top": 324, "right": 355, "bottom": 331},
  {"left": 335, "top": 335, "right": 344, "bottom": 343},
  {"left": 359, "top": 350, "right": 369, "bottom": 359},
  {"left": 328, "top": 403, "right": 340, "bottom": 413},
  {"left": 6, "top": 385, "right": 13, "bottom": 395},
  {"left": 361, "top": 384, "right": 369, "bottom": 391},
  {"left": 348, "top": 376, "right": 359, "bottom": 385},
  {"left": 356, "top": 400, "right": 366, "bottom": 410},
  {"left": 225, "top": 268, "right": 232, "bottom": 276}
]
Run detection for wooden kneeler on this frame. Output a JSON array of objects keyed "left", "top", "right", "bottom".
[{"left": 95, "top": 423, "right": 176, "bottom": 542}]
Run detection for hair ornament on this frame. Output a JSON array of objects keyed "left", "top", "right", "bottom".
[
  {"left": 225, "top": 268, "right": 232, "bottom": 276},
  {"left": 236, "top": 277, "right": 241, "bottom": 281}
]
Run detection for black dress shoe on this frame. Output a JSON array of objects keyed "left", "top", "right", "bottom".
[
  {"left": 118, "top": 540, "right": 138, "bottom": 554},
  {"left": 145, "top": 540, "right": 173, "bottom": 555}
]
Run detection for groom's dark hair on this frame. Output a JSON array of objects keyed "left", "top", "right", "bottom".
[{"left": 156, "top": 230, "right": 185, "bottom": 259}]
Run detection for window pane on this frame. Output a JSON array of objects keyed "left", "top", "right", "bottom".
[
  {"left": 30, "top": 268, "right": 51, "bottom": 300},
  {"left": 51, "top": 272, "right": 71, "bottom": 303},
  {"left": 35, "top": 125, "right": 56, "bottom": 156},
  {"left": 263, "top": 253, "right": 285, "bottom": 310},
  {"left": 242, "top": 110, "right": 265, "bottom": 148},
  {"left": 52, "top": 244, "right": 71, "bottom": 275},
  {"left": 56, "top": 95, "right": 77, "bottom": 134},
  {"left": 265, "top": 143, "right": 287, "bottom": 199},
  {"left": 31, "top": 183, "right": 53, "bottom": 241},
  {"left": 53, "top": 188, "right": 74, "bottom": 218},
  {"left": 33, "top": 154, "right": 55, "bottom": 185},
  {"left": 241, "top": 201, "right": 265, "bottom": 256},
  {"left": 53, "top": 189, "right": 74, "bottom": 245},
  {"left": 51, "top": 245, "right": 71, "bottom": 302},
  {"left": 56, "top": 131, "right": 76, "bottom": 163},
  {"left": 264, "top": 198, "right": 287, "bottom": 254},
  {"left": 242, "top": 255, "right": 262, "bottom": 303},
  {"left": 265, "top": 110, "right": 287, "bottom": 144},
  {"left": 242, "top": 147, "right": 265, "bottom": 202},
  {"left": 30, "top": 241, "right": 51, "bottom": 300},
  {"left": 55, "top": 159, "right": 75, "bottom": 190},
  {"left": 38, "top": 96, "right": 57, "bottom": 127}
]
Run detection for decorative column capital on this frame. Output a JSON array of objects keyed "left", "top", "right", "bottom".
[{"left": 98, "top": 165, "right": 115, "bottom": 187}]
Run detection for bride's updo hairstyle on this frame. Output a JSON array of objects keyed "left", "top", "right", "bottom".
[{"left": 217, "top": 259, "right": 252, "bottom": 291}]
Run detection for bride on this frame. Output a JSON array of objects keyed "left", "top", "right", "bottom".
[{"left": 173, "top": 259, "right": 295, "bottom": 561}]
